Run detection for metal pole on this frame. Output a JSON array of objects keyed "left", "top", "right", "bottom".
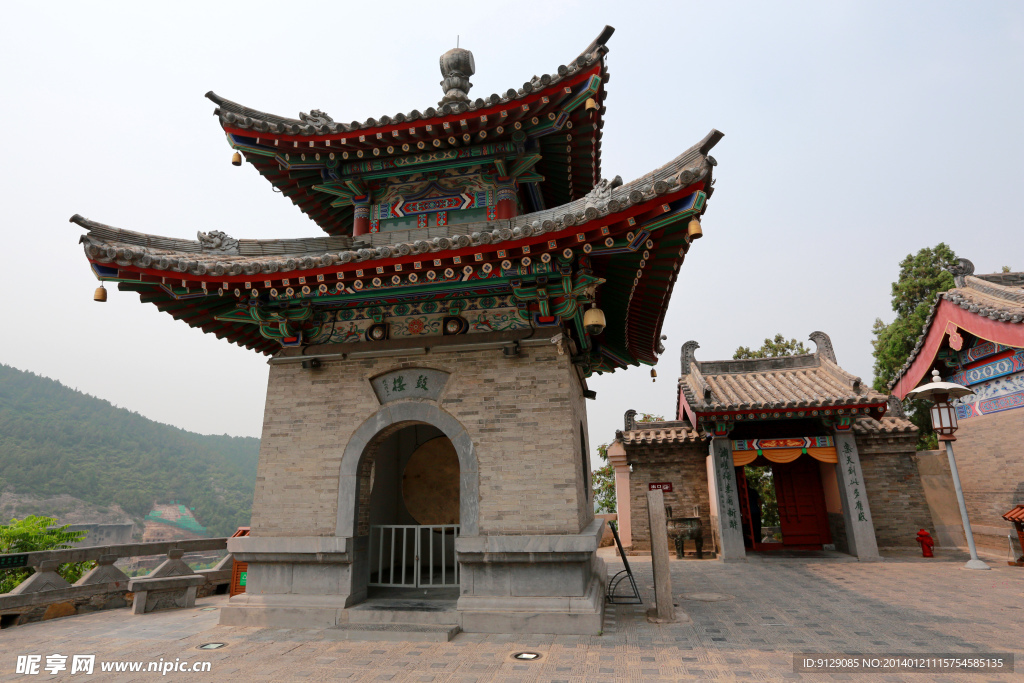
[{"left": 945, "top": 440, "right": 990, "bottom": 570}]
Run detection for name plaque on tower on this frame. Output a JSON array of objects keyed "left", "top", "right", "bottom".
[{"left": 371, "top": 368, "right": 450, "bottom": 404}]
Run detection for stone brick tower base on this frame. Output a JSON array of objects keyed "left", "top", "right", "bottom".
[{"left": 219, "top": 330, "right": 605, "bottom": 634}]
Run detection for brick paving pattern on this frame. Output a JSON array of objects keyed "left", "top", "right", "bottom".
[{"left": 2, "top": 548, "right": 1021, "bottom": 681}]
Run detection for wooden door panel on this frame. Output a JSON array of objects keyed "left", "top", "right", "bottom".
[{"left": 773, "top": 457, "right": 832, "bottom": 547}]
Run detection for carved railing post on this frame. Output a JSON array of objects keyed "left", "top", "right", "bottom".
[
  {"left": 148, "top": 549, "right": 196, "bottom": 578},
  {"left": 128, "top": 548, "right": 204, "bottom": 615},
  {"left": 76, "top": 554, "right": 130, "bottom": 586},
  {"left": 9, "top": 560, "right": 71, "bottom": 595}
]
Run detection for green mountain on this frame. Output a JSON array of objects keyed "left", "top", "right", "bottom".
[{"left": 0, "top": 364, "right": 259, "bottom": 537}]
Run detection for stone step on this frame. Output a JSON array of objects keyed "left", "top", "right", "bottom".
[
  {"left": 347, "top": 605, "right": 459, "bottom": 625},
  {"left": 325, "top": 622, "right": 461, "bottom": 642}
]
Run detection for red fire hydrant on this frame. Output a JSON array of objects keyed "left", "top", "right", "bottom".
[{"left": 916, "top": 529, "right": 934, "bottom": 557}]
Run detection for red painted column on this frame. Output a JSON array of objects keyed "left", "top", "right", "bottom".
[
  {"left": 352, "top": 198, "right": 370, "bottom": 237},
  {"left": 494, "top": 179, "right": 518, "bottom": 220}
]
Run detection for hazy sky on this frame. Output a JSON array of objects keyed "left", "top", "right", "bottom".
[{"left": 1, "top": 2, "right": 1021, "bottom": 466}]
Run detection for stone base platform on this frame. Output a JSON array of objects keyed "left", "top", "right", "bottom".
[
  {"left": 219, "top": 594, "right": 352, "bottom": 629},
  {"left": 222, "top": 521, "right": 608, "bottom": 636},
  {"left": 457, "top": 573, "right": 605, "bottom": 635},
  {"left": 219, "top": 574, "right": 606, "bottom": 635}
]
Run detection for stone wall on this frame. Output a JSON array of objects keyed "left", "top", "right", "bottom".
[
  {"left": 913, "top": 450, "right": 966, "bottom": 547},
  {"left": 827, "top": 512, "right": 848, "bottom": 553},
  {"left": 624, "top": 441, "right": 710, "bottom": 551},
  {"left": 951, "top": 408, "right": 1024, "bottom": 548},
  {"left": 850, "top": 428, "right": 930, "bottom": 548},
  {"left": 569, "top": 361, "right": 593, "bottom": 532},
  {"left": 252, "top": 339, "right": 593, "bottom": 538},
  {"left": 858, "top": 451, "right": 933, "bottom": 547},
  {"left": 2, "top": 593, "right": 129, "bottom": 628}
]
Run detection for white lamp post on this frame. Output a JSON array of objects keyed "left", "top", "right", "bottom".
[{"left": 908, "top": 369, "right": 989, "bottom": 570}]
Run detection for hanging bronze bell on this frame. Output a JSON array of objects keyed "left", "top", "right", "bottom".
[
  {"left": 93, "top": 284, "right": 107, "bottom": 302},
  {"left": 651, "top": 368, "right": 657, "bottom": 382},
  {"left": 231, "top": 151, "right": 242, "bottom": 166},
  {"left": 686, "top": 218, "right": 703, "bottom": 240},
  {"left": 585, "top": 97, "right": 598, "bottom": 112}
]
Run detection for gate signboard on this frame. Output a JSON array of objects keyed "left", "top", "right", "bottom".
[{"left": 649, "top": 482, "right": 673, "bottom": 492}]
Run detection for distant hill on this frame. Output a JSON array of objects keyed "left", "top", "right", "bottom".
[{"left": 0, "top": 364, "right": 259, "bottom": 537}]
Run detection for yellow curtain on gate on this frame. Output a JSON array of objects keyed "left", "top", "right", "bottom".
[
  {"left": 732, "top": 450, "right": 757, "bottom": 466},
  {"left": 761, "top": 448, "right": 804, "bottom": 463},
  {"left": 806, "top": 446, "right": 838, "bottom": 463},
  {"left": 731, "top": 445, "right": 838, "bottom": 466}
]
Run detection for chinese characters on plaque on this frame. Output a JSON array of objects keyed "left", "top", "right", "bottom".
[
  {"left": 371, "top": 368, "right": 450, "bottom": 404},
  {"left": 843, "top": 441, "right": 867, "bottom": 522},
  {"left": 718, "top": 447, "right": 739, "bottom": 530}
]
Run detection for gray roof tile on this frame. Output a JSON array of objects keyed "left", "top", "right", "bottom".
[{"left": 679, "top": 332, "right": 888, "bottom": 415}]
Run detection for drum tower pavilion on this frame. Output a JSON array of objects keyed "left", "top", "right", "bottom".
[{"left": 74, "top": 26, "right": 723, "bottom": 635}]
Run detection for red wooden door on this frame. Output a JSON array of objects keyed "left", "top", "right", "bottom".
[{"left": 773, "top": 457, "right": 831, "bottom": 547}]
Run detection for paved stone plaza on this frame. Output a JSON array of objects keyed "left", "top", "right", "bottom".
[{"left": 3, "top": 547, "right": 1021, "bottom": 682}]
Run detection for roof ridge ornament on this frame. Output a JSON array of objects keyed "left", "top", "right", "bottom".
[
  {"left": 580, "top": 25, "right": 615, "bottom": 60},
  {"left": 887, "top": 394, "right": 906, "bottom": 419},
  {"left": 809, "top": 331, "right": 837, "bottom": 364},
  {"left": 299, "top": 109, "right": 334, "bottom": 131},
  {"left": 439, "top": 47, "right": 475, "bottom": 106},
  {"left": 584, "top": 175, "right": 623, "bottom": 205},
  {"left": 948, "top": 258, "right": 975, "bottom": 288},
  {"left": 680, "top": 340, "right": 699, "bottom": 375},
  {"left": 197, "top": 230, "right": 239, "bottom": 254}
]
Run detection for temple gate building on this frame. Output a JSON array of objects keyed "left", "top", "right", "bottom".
[
  {"left": 74, "top": 27, "right": 721, "bottom": 635},
  {"left": 608, "top": 333, "right": 934, "bottom": 560},
  {"left": 891, "top": 260, "right": 1024, "bottom": 550}
]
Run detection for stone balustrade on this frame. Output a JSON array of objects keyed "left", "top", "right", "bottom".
[{"left": 0, "top": 538, "right": 231, "bottom": 628}]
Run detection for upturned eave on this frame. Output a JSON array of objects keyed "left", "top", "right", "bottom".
[{"left": 76, "top": 129, "right": 721, "bottom": 366}]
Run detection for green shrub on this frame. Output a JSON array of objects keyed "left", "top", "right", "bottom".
[{"left": 0, "top": 516, "right": 94, "bottom": 593}]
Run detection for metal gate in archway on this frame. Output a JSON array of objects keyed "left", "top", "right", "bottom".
[{"left": 368, "top": 524, "right": 460, "bottom": 588}]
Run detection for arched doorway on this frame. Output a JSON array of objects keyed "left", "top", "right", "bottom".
[
  {"left": 358, "top": 424, "right": 461, "bottom": 587},
  {"left": 335, "top": 402, "right": 478, "bottom": 602}
]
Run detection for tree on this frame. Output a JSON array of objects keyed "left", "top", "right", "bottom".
[
  {"left": 592, "top": 464, "right": 616, "bottom": 514},
  {"left": 745, "top": 467, "right": 779, "bottom": 528},
  {"left": 733, "top": 334, "right": 809, "bottom": 360},
  {"left": 871, "top": 243, "right": 959, "bottom": 449},
  {"left": 0, "top": 516, "right": 94, "bottom": 593},
  {"left": 591, "top": 413, "right": 665, "bottom": 514}
]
